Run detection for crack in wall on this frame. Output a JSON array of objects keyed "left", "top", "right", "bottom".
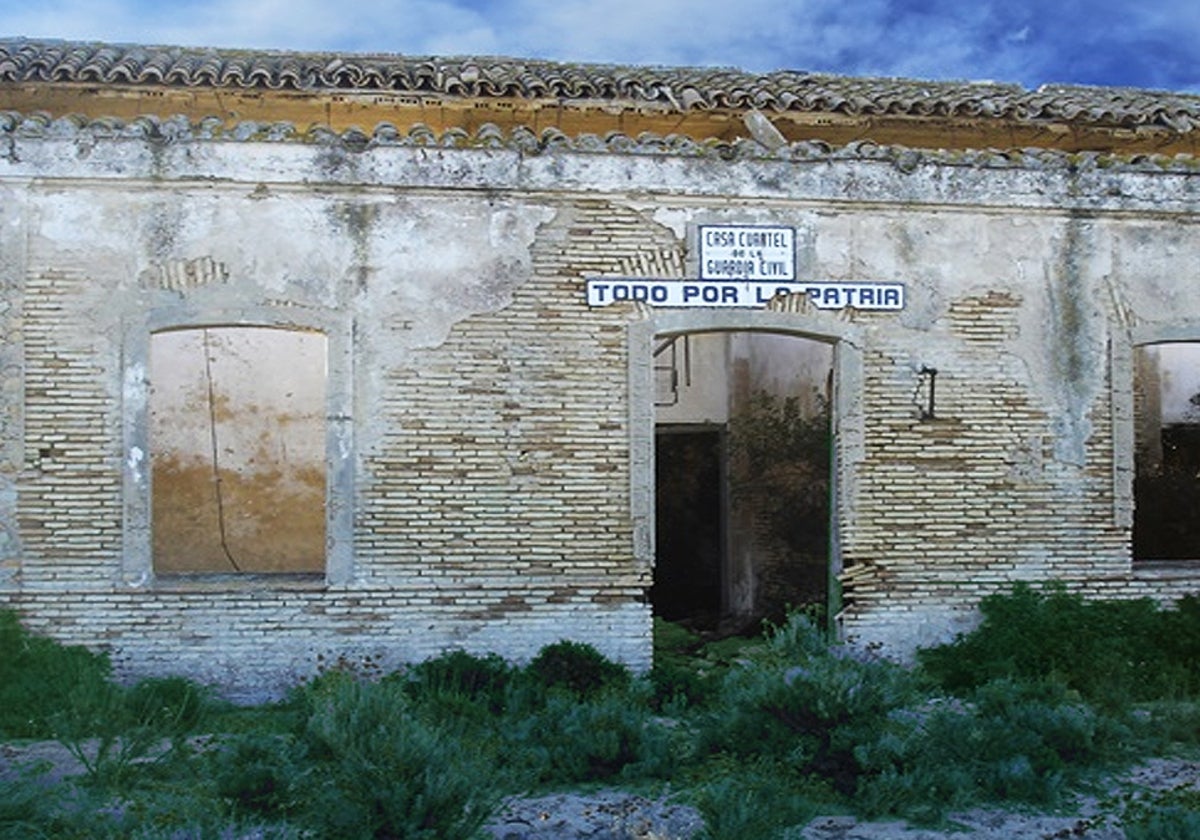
[{"left": 201, "top": 328, "right": 242, "bottom": 572}]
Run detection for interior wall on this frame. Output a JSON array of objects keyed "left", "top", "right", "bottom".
[{"left": 652, "top": 329, "right": 834, "bottom": 628}]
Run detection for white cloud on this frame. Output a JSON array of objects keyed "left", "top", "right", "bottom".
[{"left": 499, "top": 0, "right": 802, "bottom": 67}]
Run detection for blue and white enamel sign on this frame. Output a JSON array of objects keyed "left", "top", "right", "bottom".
[
  {"left": 585, "top": 279, "right": 904, "bottom": 309},
  {"left": 698, "top": 225, "right": 796, "bottom": 281}
]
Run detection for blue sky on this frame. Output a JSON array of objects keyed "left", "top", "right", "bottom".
[{"left": 3, "top": 0, "right": 1199, "bottom": 93}]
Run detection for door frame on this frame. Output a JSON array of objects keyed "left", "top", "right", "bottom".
[{"left": 628, "top": 309, "right": 864, "bottom": 631}]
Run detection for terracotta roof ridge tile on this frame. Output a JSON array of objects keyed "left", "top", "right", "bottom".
[{"left": 3, "top": 37, "right": 1200, "bottom": 131}]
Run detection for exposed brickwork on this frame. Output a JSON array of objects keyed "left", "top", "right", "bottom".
[
  {"left": 840, "top": 254, "right": 1139, "bottom": 653},
  {"left": 354, "top": 199, "right": 673, "bottom": 612},
  {"left": 3, "top": 123, "right": 1200, "bottom": 695},
  {"left": 19, "top": 267, "right": 124, "bottom": 583}
]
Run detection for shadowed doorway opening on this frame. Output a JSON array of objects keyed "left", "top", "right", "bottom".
[{"left": 651, "top": 331, "right": 833, "bottom": 633}]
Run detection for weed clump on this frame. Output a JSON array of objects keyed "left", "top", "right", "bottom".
[
  {"left": 1120, "top": 784, "right": 1200, "bottom": 839},
  {"left": 527, "top": 640, "right": 631, "bottom": 699},
  {"left": 649, "top": 617, "right": 749, "bottom": 711},
  {"left": 294, "top": 675, "right": 498, "bottom": 839},
  {"left": 919, "top": 583, "right": 1200, "bottom": 709},
  {"left": 0, "top": 610, "right": 113, "bottom": 739},
  {"left": 51, "top": 674, "right": 217, "bottom": 789},
  {"left": 690, "top": 757, "right": 836, "bottom": 839}
]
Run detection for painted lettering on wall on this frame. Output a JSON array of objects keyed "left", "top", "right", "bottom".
[{"left": 585, "top": 279, "right": 905, "bottom": 310}]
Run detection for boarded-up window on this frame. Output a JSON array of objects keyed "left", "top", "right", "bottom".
[{"left": 150, "top": 327, "right": 327, "bottom": 573}]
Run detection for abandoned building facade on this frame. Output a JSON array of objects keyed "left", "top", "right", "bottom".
[{"left": 3, "top": 38, "right": 1200, "bottom": 699}]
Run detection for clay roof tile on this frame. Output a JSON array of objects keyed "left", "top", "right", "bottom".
[{"left": 3, "top": 37, "right": 1200, "bottom": 134}]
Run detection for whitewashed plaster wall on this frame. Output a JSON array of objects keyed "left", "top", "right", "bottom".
[{"left": 3, "top": 124, "right": 1200, "bottom": 690}]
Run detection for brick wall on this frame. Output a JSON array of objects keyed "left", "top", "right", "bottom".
[
  {"left": 1, "top": 184, "right": 670, "bottom": 699},
  {"left": 3, "top": 128, "right": 1200, "bottom": 695}
]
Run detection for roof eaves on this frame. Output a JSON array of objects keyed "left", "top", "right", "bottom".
[{"left": 3, "top": 37, "right": 1200, "bottom": 134}]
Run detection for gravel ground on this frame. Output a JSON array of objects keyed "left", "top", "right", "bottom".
[
  {"left": 485, "top": 790, "right": 705, "bottom": 839},
  {"left": 484, "top": 758, "right": 1200, "bottom": 839},
  {"left": 482, "top": 789, "right": 1119, "bottom": 840}
]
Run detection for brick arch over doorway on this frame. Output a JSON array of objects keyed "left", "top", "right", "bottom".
[{"left": 627, "top": 309, "right": 865, "bottom": 631}]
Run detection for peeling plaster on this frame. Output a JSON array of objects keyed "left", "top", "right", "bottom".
[
  {"left": 126, "top": 445, "right": 145, "bottom": 483},
  {"left": 359, "top": 200, "right": 555, "bottom": 354},
  {"left": 0, "top": 478, "right": 16, "bottom": 563}
]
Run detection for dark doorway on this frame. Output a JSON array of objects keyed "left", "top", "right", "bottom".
[
  {"left": 1133, "top": 342, "right": 1200, "bottom": 561},
  {"left": 652, "top": 428, "right": 724, "bottom": 627},
  {"left": 650, "top": 330, "right": 834, "bottom": 631}
]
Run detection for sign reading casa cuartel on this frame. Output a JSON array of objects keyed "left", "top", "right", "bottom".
[
  {"left": 699, "top": 224, "right": 796, "bottom": 281},
  {"left": 585, "top": 224, "right": 905, "bottom": 310}
]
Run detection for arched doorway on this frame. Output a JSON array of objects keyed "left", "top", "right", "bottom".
[
  {"left": 652, "top": 330, "right": 833, "bottom": 631},
  {"left": 630, "top": 310, "right": 860, "bottom": 636}
]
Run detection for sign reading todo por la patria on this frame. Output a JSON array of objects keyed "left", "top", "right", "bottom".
[
  {"left": 586, "top": 279, "right": 904, "bottom": 309},
  {"left": 585, "top": 224, "right": 904, "bottom": 310}
]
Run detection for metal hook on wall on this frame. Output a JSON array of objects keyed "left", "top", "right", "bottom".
[{"left": 918, "top": 366, "right": 938, "bottom": 420}]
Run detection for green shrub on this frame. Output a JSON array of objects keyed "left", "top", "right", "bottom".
[
  {"left": 297, "top": 676, "right": 498, "bottom": 839},
  {"left": 1120, "top": 784, "right": 1200, "bottom": 840},
  {"left": 692, "top": 759, "right": 833, "bottom": 840},
  {"left": 50, "top": 681, "right": 158, "bottom": 789},
  {"left": 703, "top": 611, "right": 920, "bottom": 795},
  {"left": 208, "top": 732, "right": 308, "bottom": 817},
  {"left": 503, "top": 688, "right": 680, "bottom": 785},
  {"left": 1136, "top": 700, "right": 1200, "bottom": 748},
  {"left": 48, "top": 674, "right": 214, "bottom": 790},
  {"left": 1156, "top": 595, "right": 1200, "bottom": 689},
  {"left": 123, "top": 676, "right": 213, "bottom": 737},
  {"left": 969, "top": 678, "right": 1130, "bottom": 769},
  {"left": 0, "top": 764, "right": 70, "bottom": 840},
  {"left": 1125, "top": 807, "right": 1200, "bottom": 840},
  {"left": 101, "top": 784, "right": 304, "bottom": 840},
  {"left": 526, "top": 640, "right": 631, "bottom": 699},
  {"left": 648, "top": 619, "right": 746, "bottom": 711},
  {"left": 697, "top": 609, "right": 1140, "bottom": 822},
  {"left": 918, "top": 583, "right": 1200, "bottom": 708},
  {"left": 650, "top": 619, "right": 708, "bottom": 710},
  {"left": 0, "top": 610, "right": 113, "bottom": 739},
  {"left": 853, "top": 678, "right": 1135, "bottom": 821},
  {"left": 649, "top": 659, "right": 718, "bottom": 712},
  {"left": 0, "top": 762, "right": 274, "bottom": 840},
  {"left": 400, "top": 649, "right": 514, "bottom": 713}
]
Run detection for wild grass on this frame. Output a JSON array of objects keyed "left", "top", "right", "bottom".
[
  {"left": 3, "top": 584, "right": 1200, "bottom": 838},
  {"left": 0, "top": 610, "right": 113, "bottom": 739}
]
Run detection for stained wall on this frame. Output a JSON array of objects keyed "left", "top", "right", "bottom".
[{"left": 3, "top": 121, "right": 1200, "bottom": 695}]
